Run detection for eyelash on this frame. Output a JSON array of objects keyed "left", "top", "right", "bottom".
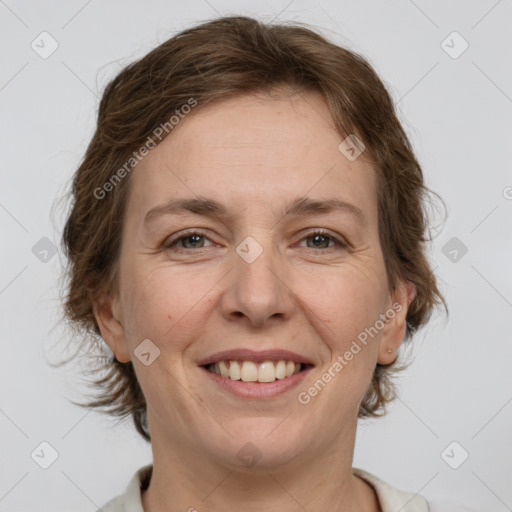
[{"left": 164, "top": 229, "right": 347, "bottom": 252}]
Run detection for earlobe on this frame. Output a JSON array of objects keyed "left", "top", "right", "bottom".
[
  {"left": 92, "top": 292, "right": 131, "bottom": 363},
  {"left": 377, "top": 278, "right": 416, "bottom": 365}
]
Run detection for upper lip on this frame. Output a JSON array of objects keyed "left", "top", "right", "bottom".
[{"left": 197, "top": 349, "right": 315, "bottom": 367}]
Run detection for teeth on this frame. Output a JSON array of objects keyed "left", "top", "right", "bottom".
[
  {"left": 219, "top": 360, "right": 229, "bottom": 378},
  {"left": 229, "top": 361, "right": 241, "bottom": 380},
  {"left": 275, "top": 360, "right": 286, "bottom": 379},
  {"left": 240, "top": 361, "right": 258, "bottom": 382},
  {"left": 207, "top": 359, "right": 304, "bottom": 383},
  {"left": 258, "top": 361, "right": 276, "bottom": 383}
]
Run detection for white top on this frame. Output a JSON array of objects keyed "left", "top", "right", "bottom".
[{"left": 98, "top": 465, "right": 476, "bottom": 512}]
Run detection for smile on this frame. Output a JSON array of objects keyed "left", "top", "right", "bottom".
[
  {"left": 198, "top": 349, "right": 314, "bottom": 397},
  {"left": 206, "top": 360, "right": 306, "bottom": 383}
]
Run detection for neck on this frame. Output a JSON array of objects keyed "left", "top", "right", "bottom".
[{"left": 141, "top": 415, "right": 380, "bottom": 512}]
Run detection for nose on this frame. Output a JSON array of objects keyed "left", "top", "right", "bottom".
[{"left": 220, "top": 236, "right": 296, "bottom": 328}]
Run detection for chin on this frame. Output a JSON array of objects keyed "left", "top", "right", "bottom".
[{"left": 202, "top": 418, "right": 312, "bottom": 473}]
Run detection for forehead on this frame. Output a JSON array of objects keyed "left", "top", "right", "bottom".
[{"left": 127, "top": 89, "right": 377, "bottom": 224}]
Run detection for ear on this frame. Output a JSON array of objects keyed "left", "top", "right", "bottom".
[
  {"left": 377, "top": 278, "right": 416, "bottom": 365},
  {"left": 92, "top": 290, "right": 131, "bottom": 363}
]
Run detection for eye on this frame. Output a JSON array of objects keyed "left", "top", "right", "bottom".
[
  {"left": 298, "top": 230, "right": 347, "bottom": 250},
  {"left": 164, "top": 230, "right": 214, "bottom": 251},
  {"left": 163, "top": 228, "right": 347, "bottom": 253}
]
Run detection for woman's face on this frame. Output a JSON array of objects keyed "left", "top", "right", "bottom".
[{"left": 95, "top": 89, "right": 413, "bottom": 470}]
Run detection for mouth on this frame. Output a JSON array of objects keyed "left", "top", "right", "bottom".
[
  {"left": 197, "top": 349, "right": 315, "bottom": 391},
  {"left": 203, "top": 360, "right": 313, "bottom": 383}
]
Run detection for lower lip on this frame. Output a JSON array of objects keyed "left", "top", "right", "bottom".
[{"left": 200, "top": 366, "right": 313, "bottom": 399}]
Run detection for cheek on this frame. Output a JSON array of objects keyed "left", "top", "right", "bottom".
[
  {"left": 121, "top": 263, "right": 220, "bottom": 351},
  {"left": 297, "top": 264, "right": 387, "bottom": 350},
  {"left": 297, "top": 268, "right": 385, "bottom": 414}
]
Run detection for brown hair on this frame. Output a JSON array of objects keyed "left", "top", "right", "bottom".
[{"left": 59, "top": 15, "right": 448, "bottom": 442}]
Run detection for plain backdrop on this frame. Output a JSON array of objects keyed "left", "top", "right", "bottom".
[{"left": 1, "top": 1, "right": 511, "bottom": 511}]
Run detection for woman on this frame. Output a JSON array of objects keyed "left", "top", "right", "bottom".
[{"left": 60, "top": 15, "right": 462, "bottom": 511}]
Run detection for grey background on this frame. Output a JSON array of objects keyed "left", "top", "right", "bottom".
[{"left": 1, "top": 0, "right": 511, "bottom": 510}]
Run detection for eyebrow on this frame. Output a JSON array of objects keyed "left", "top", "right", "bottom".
[{"left": 144, "top": 196, "right": 368, "bottom": 228}]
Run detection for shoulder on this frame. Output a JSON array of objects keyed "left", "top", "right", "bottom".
[
  {"left": 97, "top": 464, "right": 153, "bottom": 512},
  {"left": 353, "top": 467, "right": 429, "bottom": 512}
]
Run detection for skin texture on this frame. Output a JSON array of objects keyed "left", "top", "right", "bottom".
[{"left": 94, "top": 88, "right": 416, "bottom": 511}]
